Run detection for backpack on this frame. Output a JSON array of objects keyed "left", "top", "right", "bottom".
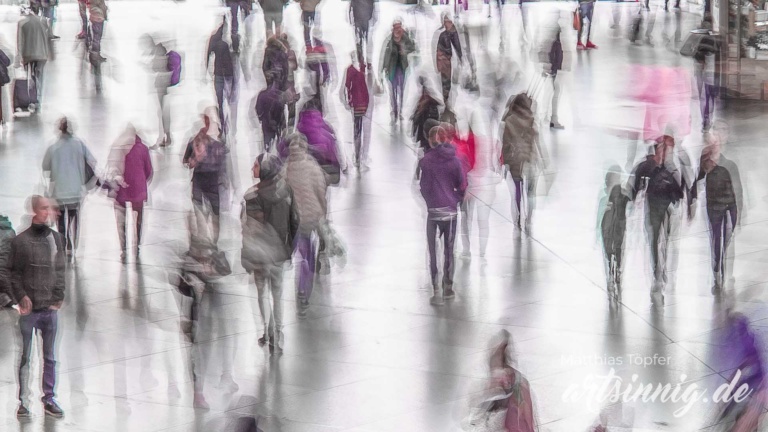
[
  {"left": 167, "top": 50, "right": 181, "bottom": 87},
  {"left": 0, "top": 50, "right": 10, "bottom": 86}
]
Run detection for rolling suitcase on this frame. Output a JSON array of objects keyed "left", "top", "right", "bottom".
[{"left": 13, "top": 79, "right": 38, "bottom": 113}]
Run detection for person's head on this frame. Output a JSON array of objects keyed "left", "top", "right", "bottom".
[
  {"left": 442, "top": 12, "right": 454, "bottom": 31},
  {"left": 29, "top": 195, "right": 52, "bottom": 225},
  {"left": 57, "top": 117, "right": 73, "bottom": 136},
  {"left": 29, "top": 4, "right": 39, "bottom": 14},
  {"left": 255, "top": 153, "right": 284, "bottom": 182},
  {"left": 428, "top": 125, "right": 448, "bottom": 147},
  {"left": 441, "top": 122, "right": 456, "bottom": 141},
  {"left": 286, "top": 132, "right": 309, "bottom": 154},
  {"left": 701, "top": 14, "right": 713, "bottom": 30},
  {"left": 653, "top": 135, "right": 675, "bottom": 162},
  {"left": 392, "top": 19, "right": 404, "bottom": 38},
  {"left": 605, "top": 165, "right": 622, "bottom": 190}
]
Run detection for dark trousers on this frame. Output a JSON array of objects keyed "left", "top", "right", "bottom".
[
  {"left": 214, "top": 75, "right": 237, "bottom": 138},
  {"left": 427, "top": 217, "right": 457, "bottom": 287},
  {"left": 708, "top": 206, "right": 737, "bottom": 274},
  {"left": 295, "top": 229, "right": 317, "bottom": 299},
  {"left": 115, "top": 201, "right": 144, "bottom": 251},
  {"left": 19, "top": 310, "right": 58, "bottom": 404},
  {"left": 701, "top": 83, "right": 718, "bottom": 127},
  {"left": 353, "top": 114, "right": 363, "bottom": 165},
  {"left": 647, "top": 202, "right": 673, "bottom": 283},
  {"left": 26, "top": 60, "right": 45, "bottom": 104},
  {"left": 228, "top": 1, "right": 250, "bottom": 51},
  {"left": 302, "top": 11, "right": 316, "bottom": 47},
  {"left": 57, "top": 202, "right": 79, "bottom": 251},
  {"left": 91, "top": 20, "right": 104, "bottom": 54}
]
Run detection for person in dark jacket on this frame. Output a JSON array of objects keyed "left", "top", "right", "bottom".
[
  {"left": 627, "top": 135, "right": 685, "bottom": 298},
  {"left": 241, "top": 153, "right": 299, "bottom": 353},
  {"left": 341, "top": 50, "right": 369, "bottom": 168},
  {"left": 10, "top": 195, "right": 66, "bottom": 419},
  {"left": 0, "top": 214, "right": 16, "bottom": 307},
  {"left": 183, "top": 109, "right": 228, "bottom": 245},
  {"left": 260, "top": 0, "right": 286, "bottom": 37},
  {"left": 543, "top": 28, "right": 566, "bottom": 129},
  {"left": 263, "top": 35, "right": 288, "bottom": 90},
  {"left": 419, "top": 125, "right": 466, "bottom": 305},
  {"left": 690, "top": 129, "right": 743, "bottom": 293},
  {"left": 435, "top": 13, "right": 463, "bottom": 106},
  {"left": 598, "top": 167, "right": 630, "bottom": 299},
  {"left": 256, "top": 71, "right": 286, "bottom": 152},
  {"left": 206, "top": 22, "right": 237, "bottom": 140},
  {"left": 380, "top": 19, "right": 416, "bottom": 123},
  {"left": 349, "top": 0, "right": 375, "bottom": 63}
]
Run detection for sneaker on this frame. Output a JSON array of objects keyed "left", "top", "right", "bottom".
[
  {"left": 43, "top": 400, "right": 64, "bottom": 418},
  {"left": 586, "top": 41, "right": 598, "bottom": 49},
  {"left": 550, "top": 121, "right": 564, "bottom": 130},
  {"left": 17, "top": 404, "right": 30, "bottom": 418},
  {"left": 430, "top": 287, "right": 444, "bottom": 305},
  {"left": 50, "top": 35, "right": 60, "bottom": 40},
  {"left": 577, "top": 42, "right": 586, "bottom": 50},
  {"left": 443, "top": 286, "right": 456, "bottom": 299}
]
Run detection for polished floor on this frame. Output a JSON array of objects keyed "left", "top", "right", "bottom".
[{"left": 1, "top": 0, "right": 768, "bottom": 431}]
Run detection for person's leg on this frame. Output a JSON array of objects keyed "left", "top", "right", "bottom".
[
  {"left": 426, "top": 219, "right": 439, "bottom": 286},
  {"left": 39, "top": 310, "right": 58, "bottom": 403},
  {"left": 269, "top": 264, "right": 284, "bottom": 348},
  {"left": 229, "top": 2, "right": 240, "bottom": 43},
  {"left": 90, "top": 20, "right": 104, "bottom": 54},
  {"left": 295, "top": 231, "right": 312, "bottom": 301},
  {"left": 353, "top": 114, "right": 363, "bottom": 165},
  {"left": 460, "top": 198, "right": 473, "bottom": 255},
  {"left": 476, "top": 199, "right": 492, "bottom": 256},
  {"left": 17, "top": 313, "right": 36, "bottom": 406},
  {"left": 647, "top": 204, "right": 666, "bottom": 288},
  {"left": 159, "top": 90, "right": 171, "bottom": 143},
  {"left": 302, "top": 12, "right": 312, "bottom": 47},
  {"left": 585, "top": 2, "right": 595, "bottom": 44},
  {"left": 134, "top": 201, "right": 144, "bottom": 251},
  {"left": 225, "top": 75, "right": 238, "bottom": 137},
  {"left": 707, "top": 208, "right": 724, "bottom": 276},
  {"left": 578, "top": 4, "right": 586, "bottom": 44},
  {"left": 68, "top": 204, "right": 80, "bottom": 250},
  {"left": 56, "top": 205, "right": 67, "bottom": 247},
  {"left": 253, "top": 270, "right": 272, "bottom": 342},
  {"left": 114, "top": 202, "right": 127, "bottom": 252},
  {"left": 513, "top": 177, "right": 523, "bottom": 226},
  {"left": 442, "top": 218, "right": 457, "bottom": 288},
  {"left": 550, "top": 73, "right": 561, "bottom": 126},
  {"left": 394, "top": 68, "right": 405, "bottom": 117},
  {"left": 214, "top": 76, "right": 225, "bottom": 131}
]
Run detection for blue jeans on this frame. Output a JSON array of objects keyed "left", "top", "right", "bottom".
[
  {"left": 427, "top": 216, "right": 457, "bottom": 287},
  {"left": 295, "top": 230, "right": 317, "bottom": 300},
  {"left": 19, "top": 310, "right": 58, "bottom": 404},
  {"left": 578, "top": 2, "right": 595, "bottom": 44},
  {"left": 389, "top": 67, "right": 405, "bottom": 117}
]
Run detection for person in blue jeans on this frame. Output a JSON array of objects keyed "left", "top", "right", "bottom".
[
  {"left": 577, "top": 0, "right": 597, "bottom": 50},
  {"left": 10, "top": 196, "right": 66, "bottom": 419}
]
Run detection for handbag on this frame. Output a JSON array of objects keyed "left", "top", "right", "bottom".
[
  {"left": 573, "top": 7, "right": 581, "bottom": 32},
  {"left": 679, "top": 30, "right": 707, "bottom": 57}
]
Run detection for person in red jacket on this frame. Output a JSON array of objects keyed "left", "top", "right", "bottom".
[{"left": 341, "top": 50, "right": 370, "bottom": 169}]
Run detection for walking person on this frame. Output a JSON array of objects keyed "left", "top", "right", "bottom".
[
  {"left": 226, "top": 0, "right": 250, "bottom": 53},
  {"left": 419, "top": 125, "right": 466, "bottom": 305},
  {"left": 10, "top": 195, "right": 66, "bottom": 419},
  {"left": 693, "top": 17, "right": 718, "bottom": 132},
  {"left": 260, "top": 0, "right": 286, "bottom": 37},
  {"left": 435, "top": 13, "right": 463, "bottom": 107},
  {"left": 206, "top": 22, "right": 237, "bottom": 141},
  {"left": 349, "top": 0, "right": 376, "bottom": 63},
  {"left": 256, "top": 70, "right": 287, "bottom": 152},
  {"left": 690, "top": 130, "right": 743, "bottom": 293},
  {"left": 576, "top": 0, "right": 597, "bottom": 50},
  {"left": 598, "top": 167, "right": 630, "bottom": 299},
  {"left": 542, "top": 27, "right": 568, "bottom": 129},
  {"left": 105, "top": 128, "right": 153, "bottom": 261},
  {"left": 88, "top": 0, "right": 108, "bottom": 61},
  {"left": 17, "top": 5, "right": 52, "bottom": 111},
  {"left": 341, "top": 50, "right": 370, "bottom": 169},
  {"left": 500, "top": 93, "right": 543, "bottom": 233},
  {"left": 380, "top": 19, "right": 416, "bottom": 124},
  {"left": 284, "top": 133, "right": 328, "bottom": 316},
  {"left": 42, "top": 117, "right": 97, "bottom": 260},
  {"left": 300, "top": 0, "right": 322, "bottom": 47},
  {"left": 241, "top": 153, "right": 299, "bottom": 353},
  {"left": 627, "top": 135, "right": 686, "bottom": 298},
  {"left": 183, "top": 108, "right": 228, "bottom": 246}
]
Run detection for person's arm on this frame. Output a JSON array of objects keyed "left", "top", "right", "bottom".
[
  {"left": 182, "top": 138, "right": 194, "bottom": 165},
  {"left": 451, "top": 30, "right": 463, "bottom": 62},
  {"left": 9, "top": 239, "right": 28, "bottom": 311},
  {"left": 51, "top": 233, "right": 65, "bottom": 307},
  {"left": 42, "top": 146, "right": 52, "bottom": 173},
  {"left": 204, "top": 38, "right": 214, "bottom": 77}
]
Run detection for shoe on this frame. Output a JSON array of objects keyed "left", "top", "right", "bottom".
[
  {"left": 258, "top": 333, "right": 269, "bottom": 346},
  {"left": 430, "top": 286, "right": 444, "bottom": 305},
  {"left": 550, "top": 121, "right": 564, "bottom": 130},
  {"left": 43, "top": 400, "right": 64, "bottom": 418},
  {"left": 76, "top": 32, "right": 86, "bottom": 40},
  {"left": 577, "top": 42, "right": 586, "bottom": 50},
  {"left": 17, "top": 404, "right": 30, "bottom": 418},
  {"left": 645, "top": 38, "right": 654, "bottom": 47},
  {"left": 51, "top": 35, "right": 60, "bottom": 40},
  {"left": 443, "top": 286, "right": 455, "bottom": 299},
  {"left": 586, "top": 41, "right": 598, "bottom": 49},
  {"left": 193, "top": 393, "right": 210, "bottom": 410}
]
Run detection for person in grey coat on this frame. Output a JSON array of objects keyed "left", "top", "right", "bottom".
[{"left": 16, "top": 5, "right": 52, "bottom": 109}]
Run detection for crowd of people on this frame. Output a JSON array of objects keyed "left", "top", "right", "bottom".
[{"left": 0, "top": 0, "right": 762, "bottom": 430}]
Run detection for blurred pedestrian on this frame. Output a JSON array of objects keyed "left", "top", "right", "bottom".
[
  {"left": 284, "top": 133, "right": 328, "bottom": 316},
  {"left": 419, "top": 125, "right": 466, "bottom": 305},
  {"left": 226, "top": 0, "right": 251, "bottom": 53},
  {"left": 349, "top": 0, "right": 376, "bottom": 63},
  {"left": 380, "top": 19, "right": 416, "bottom": 124},
  {"left": 241, "top": 153, "right": 299, "bottom": 353},
  {"left": 341, "top": 50, "right": 370, "bottom": 169},
  {"left": 42, "top": 117, "right": 97, "bottom": 260},
  {"left": 576, "top": 0, "right": 597, "bottom": 50},
  {"left": 259, "top": 0, "right": 286, "bottom": 37},
  {"left": 256, "top": 71, "right": 287, "bottom": 152},
  {"left": 300, "top": 0, "right": 322, "bottom": 47},
  {"left": 598, "top": 167, "right": 630, "bottom": 299},
  {"left": 88, "top": 0, "right": 108, "bottom": 61},
  {"left": 206, "top": 22, "right": 237, "bottom": 140},
  {"left": 435, "top": 13, "right": 463, "bottom": 106},
  {"left": 17, "top": 5, "right": 52, "bottom": 110}
]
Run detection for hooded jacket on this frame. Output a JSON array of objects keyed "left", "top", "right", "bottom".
[
  {"left": 0, "top": 215, "right": 16, "bottom": 305},
  {"left": 285, "top": 146, "right": 328, "bottom": 229},
  {"left": 381, "top": 32, "right": 416, "bottom": 80},
  {"left": 116, "top": 137, "right": 153, "bottom": 205},
  {"left": 256, "top": 83, "right": 286, "bottom": 135},
  {"left": 263, "top": 37, "right": 289, "bottom": 89},
  {"left": 296, "top": 108, "right": 340, "bottom": 169},
  {"left": 343, "top": 63, "right": 369, "bottom": 115},
  {"left": 9, "top": 224, "right": 66, "bottom": 310},
  {"left": 241, "top": 179, "right": 300, "bottom": 269},
  {"left": 418, "top": 143, "right": 466, "bottom": 212}
]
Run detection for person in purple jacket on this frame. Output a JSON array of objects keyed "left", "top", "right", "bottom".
[
  {"left": 106, "top": 129, "right": 154, "bottom": 261},
  {"left": 256, "top": 70, "right": 286, "bottom": 152},
  {"left": 418, "top": 124, "right": 466, "bottom": 305}
]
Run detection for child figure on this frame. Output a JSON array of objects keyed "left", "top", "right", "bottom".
[{"left": 599, "top": 167, "right": 630, "bottom": 299}]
